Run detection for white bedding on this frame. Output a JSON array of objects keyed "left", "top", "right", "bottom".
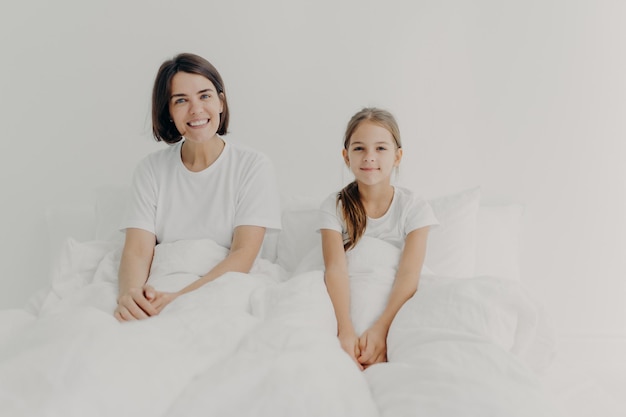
[{"left": 0, "top": 236, "right": 560, "bottom": 417}]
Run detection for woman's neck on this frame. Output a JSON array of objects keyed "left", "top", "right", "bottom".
[{"left": 180, "top": 136, "right": 225, "bottom": 172}]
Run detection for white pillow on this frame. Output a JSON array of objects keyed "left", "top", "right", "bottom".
[
  {"left": 387, "top": 275, "right": 551, "bottom": 371},
  {"left": 474, "top": 204, "right": 524, "bottom": 281},
  {"left": 33, "top": 238, "right": 121, "bottom": 315},
  {"left": 276, "top": 208, "right": 320, "bottom": 273},
  {"left": 424, "top": 186, "right": 481, "bottom": 278},
  {"left": 261, "top": 195, "right": 322, "bottom": 263}
]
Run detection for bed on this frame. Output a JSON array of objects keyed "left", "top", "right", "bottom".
[{"left": 0, "top": 185, "right": 563, "bottom": 417}]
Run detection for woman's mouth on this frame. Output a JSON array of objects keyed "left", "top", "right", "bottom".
[{"left": 188, "top": 119, "right": 209, "bottom": 127}]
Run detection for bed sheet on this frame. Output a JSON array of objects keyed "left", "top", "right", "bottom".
[{"left": 0, "top": 237, "right": 560, "bottom": 417}]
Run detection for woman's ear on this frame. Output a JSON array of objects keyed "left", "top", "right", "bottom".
[
  {"left": 342, "top": 148, "right": 350, "bottom": 166},
  {"left": 219, "top": 92, "right": 225, "bottom": 113}
]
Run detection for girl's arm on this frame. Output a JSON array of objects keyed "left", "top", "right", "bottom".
[
  {"left": 146, "top": 225, "right": 266, "bottom": 312},
  {"left": 321, "top": 229, "right": 363, "bottom": 370},
  {"left": 358, "top": 226, "right": 430, "bottom": 367},
  {"left": 115, "top": 228, "right": 158, "bottom": 321}
]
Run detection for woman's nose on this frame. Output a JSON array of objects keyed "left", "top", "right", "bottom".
[{"left": 190, "top": 100, "right": 203, "bottom": 114}]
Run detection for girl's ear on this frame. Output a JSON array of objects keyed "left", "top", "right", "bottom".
[
  {"left": 342, "top": 148, "right": 350, "bottom": 166},
  {"left": 394, "top": 148, "right": 403, "bottom": 166}
]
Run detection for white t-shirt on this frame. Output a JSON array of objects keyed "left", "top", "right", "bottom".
[
  {"left": 123, "top": 139, "right": 282, "bottom": 248},
  {"left": 318, "top": 185, "right": 438, "bottom": 249}
]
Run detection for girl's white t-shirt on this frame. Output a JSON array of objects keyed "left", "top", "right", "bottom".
[
  {"left": 123, "top": 139, "right": 282, "bottom": 248},
  {"left": 318, "top": 185, "right": 438, "bottom": 249}
]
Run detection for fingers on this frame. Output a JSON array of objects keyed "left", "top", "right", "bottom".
[
  {"left": 143, "top": 285, "right": 156, "bottom": 301},
  {"left": 115, "top": 287, "right": 159, "bottom": 321},
  {"left": 357, "top": 333, "right": 389, "bottom": 369},
  {"left": 132, "top": 291, "right": 159, "bottom": 317},
  {"left": 117, "top": 300, "right": 150, "bottom": 321},
  {"left": 351, "top": 345, "right": 364, "bottom": 371},
  {"left": 358, "top": 335, "right": 373, "bottom": 363},
  {"left": 358, "top": 334, "right": 367, "bottom": 354},
  {"left": 339, "top": 335, "right": 364, "bottom": 371},
  {"left": 147, "top": 291, "right": 177, "bottom": 313},
  {"left": 114, "top": 309, "right": 124, "bottom": 322}
]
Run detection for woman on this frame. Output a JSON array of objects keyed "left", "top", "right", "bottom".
[{"left": 115, "top": 52, "right": 281, "bottom": 321}]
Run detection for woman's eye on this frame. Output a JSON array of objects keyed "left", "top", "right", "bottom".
[
  {"left": 377, "top": 147, "right": 387, "bottom": 151},
  {"left": 174, "top": 98, "right": 186, "bottom": 104},
  {"left": 200, "top": 94, "right": 210, "bottom": 99},
  {"left": 352, "top": 147, "right": 363, "bottom": 151}
]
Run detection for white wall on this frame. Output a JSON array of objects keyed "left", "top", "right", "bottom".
[{"left": 1, "top": 0, "right": 624, "bottom": 344}]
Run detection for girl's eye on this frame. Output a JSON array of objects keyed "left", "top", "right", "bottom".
[
  {"left": 200, "top": 94, "right": 210, "bottom": 99},
  {"left": 377, "top": 146, "right": 387, "bottom": 151},
  {"left": 174, "top": 98, "right": 186, "bottom": 104},
  {"left": 352, "top": 147, "right": 363, "bottom": 151}
]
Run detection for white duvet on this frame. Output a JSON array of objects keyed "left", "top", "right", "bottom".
[{"left": 0, "top": 237, "right": 560, "bottom": 417}]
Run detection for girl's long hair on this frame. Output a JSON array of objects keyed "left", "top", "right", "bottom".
[{"left": 338, "top": 107, "right": 402, "bottom": 251}]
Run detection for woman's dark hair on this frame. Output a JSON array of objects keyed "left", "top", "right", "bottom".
[
  {"left": 338, "top": 107, "right": 402, "bottom": 251},
  {"left": 151, "top": 53, "right": 230, "bottom": 143}
]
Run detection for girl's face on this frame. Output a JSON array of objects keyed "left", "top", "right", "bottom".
[
  {"left": 168, "top": 71, "right": 224, "bottom": 143},
  {"left": 343, "top": 121, "right": 402, "bottom": 187}
]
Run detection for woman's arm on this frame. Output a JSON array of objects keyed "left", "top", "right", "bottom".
[
  {"left": 321, "top": 229, "right": 363, "bottom": 369},
  {"left": 358, "top": 226, "right": 430, "bottom": 367},
  {"left": 147, "top": 225, "right": 265, "bottom": 312},
  {"left": 175, "top": 225, "right": 266, "bottom": 296},
  {"left": 115, "top": 228, "right": 158, "bottom": 321}
]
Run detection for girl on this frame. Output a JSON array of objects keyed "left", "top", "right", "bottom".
[{"left": 319, "top": 107, "right": 438, "bottom": 370}]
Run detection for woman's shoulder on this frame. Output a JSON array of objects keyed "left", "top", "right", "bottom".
[
  {"left": 225, "top": 140, "right": 271, "bottom": 164},
  {"left": 136, "top": 142, "right": 181, "bottom": 170}
]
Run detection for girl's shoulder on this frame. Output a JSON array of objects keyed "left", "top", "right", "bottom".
[
  {"left": 393, "top": 185, "right": 425, "bottom": 204},
  {"left": 392, "top": 186, "right": 434, "bottom": 214},
  {"left": 320, "top": 190, "right": 340, "bottom": 210}
]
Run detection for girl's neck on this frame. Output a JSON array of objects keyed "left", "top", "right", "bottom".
[
  {"left": 180, "top": 136, "right": 225, "bottom": 172},
  {"left": 358, "top": 182, "right": 395, "bottom": 219}
]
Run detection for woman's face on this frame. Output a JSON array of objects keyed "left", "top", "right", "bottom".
[
  {"left": 168, "top": 71, "right": 224, "bottom": 143},
  {"left": 343, "top": 121, "right": 402, "bottom": 187}
]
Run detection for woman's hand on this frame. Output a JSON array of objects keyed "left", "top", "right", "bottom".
[
  {"left": 146, "top": 286, "right": 180, "bottom": 314},
  {"left": 338, "top": 329, "right": 364, "bottom": 370},
  {"left": 114, "top": 286, "right": 159, "bottom": 322},
  {"left": 357, "top": 324, "right": 388, "bottom": 369}
]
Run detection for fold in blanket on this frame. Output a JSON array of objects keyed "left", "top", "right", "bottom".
[{"left": 0, "top": 237, "right": 560, "bottom": 417}]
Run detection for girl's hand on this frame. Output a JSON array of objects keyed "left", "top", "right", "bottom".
[
  {"left": 357, "top": 325, "right": 388, "bottom": 369},
  {"left": 338, "top": 330, "right": 364, "bottom": 371},
  {"left": 115, "top": 286, "right": 159, "bottom": 322}
]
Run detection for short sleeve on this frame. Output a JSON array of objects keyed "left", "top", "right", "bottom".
[
  {"left": 234, "top": 154, "right": 282, "bottom": 231},
  {"left": 122, "top": 158, "right": 157, "bottom": 234},
  {"left": 317, "top": 192, "right": 343, "bottom": 233},
  {"left": 404, "top": 194, "right": 439, "bottom": 235}
]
